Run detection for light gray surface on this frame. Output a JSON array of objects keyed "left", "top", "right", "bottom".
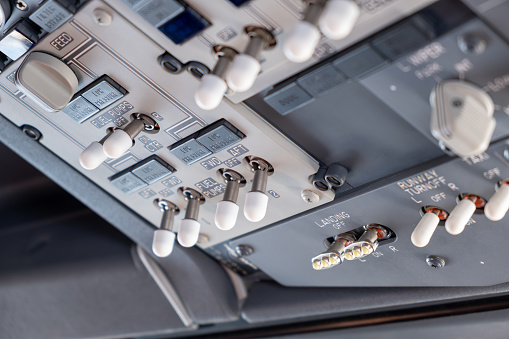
[{"left": 231, "top": 140, "right": 509, "bottom": 287}]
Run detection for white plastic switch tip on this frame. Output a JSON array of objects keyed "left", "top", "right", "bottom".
[
  {"left": 411, "top": 212, "right": 440, "bottom": 248},
  {"left": 319, "top": 0, "right": 360, "bottom": 40},
  {"left": 445, "top": 199, "right": 476, "bottom": 235},
  {"left": 215, "top": 200, "right": 239, "bottom": 230},
  {"left": 283, "top": 21, "right": 321, "bottom": 63},
  {"left": 79, "top": 141, "right": 108, "bottom": 170},
  {"left": 102, "top": 129, "right": 133, "bottom": 159},
  {"left": 226, "top": 54, "right": 260, "bottom": 93},
  {"left": 195, "top": 74, "right": 228, "bottom": 110},
  {"left": 485, "top": 184, "right": 509, "bottom": 221},
  {"left": 152, "top": 229, "right": 176, "bottom": 257},
  {"left": 244, "top": 191, "right": 269, "bottom": 222},
  {"left": 177, "top": 219, "right": 201, "bottom": 247}
]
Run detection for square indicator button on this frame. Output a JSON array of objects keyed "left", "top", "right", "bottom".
[
  {"left": 169, "top": 138, "right": 212, "bottom": 165},
  {"left": 62, "top": 96, "right": 99, "bottom": 123},
  {"left": 82, "top": 80, "right": 125, "bottom": 110},
  {"left": 136, "top": 0, "right": 184, "bottom": 27},
  {"left": 196, "top": 123, "right": 244, "bottom": 153},
  {"left": 131, "top": 157, "right": 175, "bottom": 184},
  {"left": 110, "top": 172, "right": 147, "bottom": 194}
]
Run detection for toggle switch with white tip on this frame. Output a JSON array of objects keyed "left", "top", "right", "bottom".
[
  {"left": 226, "top": 26, "right": 276, "bottom": 93},
  {"left": 411, "top": 206, "right": 449, "bottom": 248},
  {"left": 177, "top": 188, "right": 205, "bottom": 247},
  {"left": 445, "top": 194, "right": 484, "bottom": 235},
  {"left": 283, "top": 0, "right": 325, "bottom": 63},
  {"left": 195, "top": 45, "right": 238, "bottom": 110},
  {"left": 152, "top": 199, "right": 179, "bottom": 257},
  {"left": 102, "top": 113, "right": 159, "bottom": 159},
  {"left": 485, "top": 180, "right": 509, "bottom": 221},
  {"left": 243, "top": 156, "right": 274, "bottom": 222},
  {"left": 318, "top": 0, "right": 360, "bottom": 40},
  {"left": 79, "top": 128, "right": 116, "bottom": 170},
  {"left": 215, "top": 168, "right": 247, "bottom": 230}
]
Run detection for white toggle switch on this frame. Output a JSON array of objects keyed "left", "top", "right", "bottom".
[
  {"left": 79, "top": 128, "right": 116, "bottom": 170},
  {"left": 0, "top": 0, "right": 11, "bottom": 29},
  {"left": 102, "top": 113, "right": 159, "bottom": 159},
  {"left": 226, "top": 26, "right": 276, "bottom": 93},
  {"left": 195, "top": 74, "right": 228, "bottom": 110},
  {"left": 430, "top": 80, "right": 495, "bottom": 157},
  {"left": 152, "top": 230, "right": 176, "bottom": 257},
  {"left": 215, "top": 169, "right": 246, "bottom": 230},
  {"left": 195, "top": 46, "right": 237, "bottom": 110},
  {"left": 177, "top": 188, "right": 205, "bottom": 248},
  {"left": 244, "top": 191, "right": 269, "bottom": 222},
  {"left": 243, "top": 157, "right": 274, "bottom": 222},
  {"left": 152, "top": 199, "right": 179, "bottom": 257},
  {"left": 411, "top": 207, "right": 447, "bottom": 247},
  {"left": 485, "top": 181, "right": 509, "bottom": 221},
  {"left": 284, "top": 21, "right": 320, "bottom": 63},
  {"left": 445, "top": 197, "right": 477, "bottom": 235},
  {"left": 318, "top": 0, "right": 360, "bottom": 40},
  {"left": 103, "top": 129, "right": 132, "bottom": 159},
  {"left": 80, "top": 141, "right": 108, "bottom": 170}
]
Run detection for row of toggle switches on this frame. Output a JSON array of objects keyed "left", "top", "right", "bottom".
[
  {"left": 152, "top": 157, "right": 275, "bottom": 257},
  {"left": 312, "top": 225, "right": 393, "bottom": 270},
  {"left": 194, "top": 0, "right": 361, "bottom": 110},
  {"left": 411, "top": 180, "right": 509, "bottom": 247}
]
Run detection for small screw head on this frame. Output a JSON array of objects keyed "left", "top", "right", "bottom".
[
  {"left": 93, "top": 9, "right": 113, "bottom": 26},
  {"left": 15, "top": 0, "right": 28, "bottom": 11},
  {"left": 426, "top": 255, "right": 446, "bottom": 269},
  {"left": 457, "top": 33, "right": 487, "bottom": 55},
  {"left": 235, "top": 244, "right": 254, "bottom": 257},
  {"left": 504, "top": 146, "right": 509, "bottom": 161},
  {"left": 301, "top": 190, "right": 320, "bottom": 203}
]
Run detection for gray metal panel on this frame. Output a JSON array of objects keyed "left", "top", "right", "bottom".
[
  {"left": 272, "top": 308, "right": 509, "bottom": 339},
  {"left": 360, "top": 19, "right": 509, "bottom": 146},
  {"left": 231, "top": 140, "right": 509, "bottom": 287},
  {"left": 242, "top": 280, "right": 509, "bottom": 324},
  {"left": 248, "top": 82, "right": 443, "bottom": 187}
]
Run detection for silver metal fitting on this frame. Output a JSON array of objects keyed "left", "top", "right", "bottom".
[
  {"left": 178, "top": 187, "right": 205, "bottom": 221},
  {"left": 244, "top": 156, "right": 274, "bottom": 194},
  {"left": 243, "top": 26, "right": 277, "bottom": 59},
  {"left": 217, "top": 168, "right": 246, "bottom": 203},
  {"left": 211, "top": 45, "right": 239, "bottom": 78},
  {"left": 154, "top": 199, "right": 180, "bottom": 231}
]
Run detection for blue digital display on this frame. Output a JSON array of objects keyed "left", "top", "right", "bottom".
[{"left": 158, "top": 8, "right": 209, "bottom": 44}]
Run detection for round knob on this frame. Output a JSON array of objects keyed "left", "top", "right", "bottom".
[
  {"left": 194, "top": 74, "right": 228, "bottom": 110},
  {"left": 244, "top": 191, "right": 269, "bottom": 222},
  {"left": 445, "top": 199, "right": 476, "bottom": 235},
  {"left": 215, "top": 200, "right": 239, "bottom": 230},
  {"left": 485, "top": 184, "right": 509, "bottom": 221},
  {"left": 79, "top": 141, "right": 108, "bottom": 170},
  {"left": 152, "top": 229, "right": 176, "bottom": 257},
  {"left": 411, "top": 212, "right": 440, "bottom": 248},
  {"left": 177, "top": 219, "right": 201, "bottom": 247},
  {"left": 102, "top": 129, "right": 133, "bottom": 159},
  {"left": 226, "top": 54, "right": 260, "bottom": 92},
  {"left": 283, "top": 21, "right": 321, "bottom": 63},
  {"left": 319, "top": 0, "right": 360, "bottom": 40}
]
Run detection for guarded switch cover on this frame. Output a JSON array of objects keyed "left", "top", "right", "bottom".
[{"left": 15, "top": 52, "right": 79, "bottom": 112}]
